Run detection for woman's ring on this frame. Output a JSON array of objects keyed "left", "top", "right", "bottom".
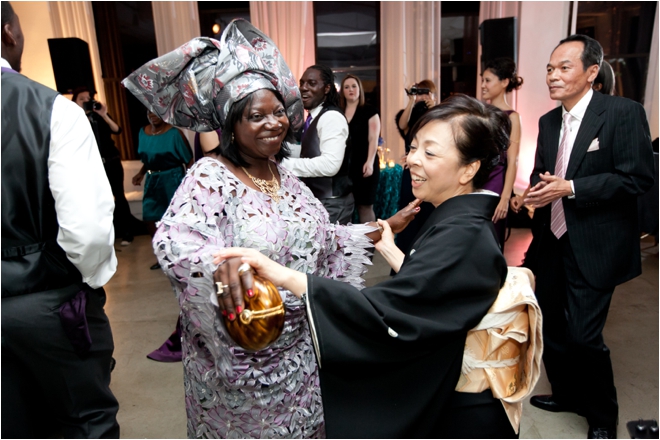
[
  {"left": 238, "top": 263, "right": 252, "bottom": 275},
  {"left": 215, "top": 282, "right": 230, "bottom": 296}
]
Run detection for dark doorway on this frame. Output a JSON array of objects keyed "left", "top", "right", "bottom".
[{"left": 92, "top": 2, "right": 158, "bottom": 159}]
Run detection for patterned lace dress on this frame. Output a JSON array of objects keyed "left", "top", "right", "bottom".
[{"left": 153, "top": 157, "right": 374, "bottom": 438}]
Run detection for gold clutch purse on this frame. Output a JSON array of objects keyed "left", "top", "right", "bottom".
[{"left": 223, "top": 267, "right": 285, "bottom": 351}]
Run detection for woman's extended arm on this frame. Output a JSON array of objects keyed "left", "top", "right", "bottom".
[
  {"left": 493, "top": 112, "right": 521, "bottom": 222},
  {"left": 397, "top": 93, "right": 416, "bottom": 134},
  {"left": 374, "top": 219, "right": 405, "bottom": 272},
  {"left": 363, "top": 114, "right": 381, "bottom": 178}
]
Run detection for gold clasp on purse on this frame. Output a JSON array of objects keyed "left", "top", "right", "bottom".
[{"left": 239, "top": 304, "right": 285, "bottom": 324}]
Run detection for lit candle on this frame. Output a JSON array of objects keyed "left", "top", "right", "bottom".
[
  {"left": 388, "top": 159, "right": 395, "bottom": 168},
  {"left": 379, "top": 162, "right": 386, "bottom": 170}
]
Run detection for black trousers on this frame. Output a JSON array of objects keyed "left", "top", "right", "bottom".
[
  {"left": 104, "top": 157, "right": 139, "bottom": 240},
  {"left": 321, "top": 193, "right": 355, "bottom": 225},
  {"left": 534, "top": 232, "right": 618, "bottom": 427},
  {"left": 2, "top": 284, "right": 120, "bottom": 438}
]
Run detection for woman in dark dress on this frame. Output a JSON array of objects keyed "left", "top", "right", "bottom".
[
  {"left": 394, "top": 79, "right": 437, "bottom": 255},
  {"left": 480, "top": 58, "right": 523, "bottom": 250},
  {"left": 216, "top": 95, "right": 524, "bottom": 438},
  {"left": 340, "top": 74, "right": 381, "bottom": 223}
]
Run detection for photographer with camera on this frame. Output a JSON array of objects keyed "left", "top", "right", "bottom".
[
  {"left": 395, "top": 80, "right": 437, "bottom": 256},
  {"left": 72, "top": 86, "right": 137, "bottom": 246}
]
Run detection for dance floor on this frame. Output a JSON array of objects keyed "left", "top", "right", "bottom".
[{"left": 104, "top": 228, "right": 658, "bottom": 438}]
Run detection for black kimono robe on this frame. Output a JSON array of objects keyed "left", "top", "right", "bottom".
[{"left": 305, "top": 193, "right": 508, "bottom": 438}]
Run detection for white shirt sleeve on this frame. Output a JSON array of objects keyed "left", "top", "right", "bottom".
[
  {"left": 281, "top": 110, "right": 349, "bottom": 178},
  {"left": 48, "top": 95, "right": 117, "bottom": 288}
]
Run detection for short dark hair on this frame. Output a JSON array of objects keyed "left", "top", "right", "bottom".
[
  {"left": 557, "top": 34, "right": 603, "bottom": 71},
  {"left": 1, "top": 1, "right": 15, "bottom": 28},
  {"left": 211, "top": 89, "right": 293, "bottom": 167},
  {"left": 594, "top": 60, "right": 616, "bottom": 95},
  {"left": 483, "top": 58, "right": 524, "bottom": 92},
  {"left": 71, "top": 86, "right": 93, "bottom": 103},
  {"left": 307, "top": 64, "right": 340, "bottom": 108},
  {"left": 410, "top": 94, "right": 510, "bottom": 190}
]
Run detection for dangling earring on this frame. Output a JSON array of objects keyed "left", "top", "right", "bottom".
[{"left": 231, "top": 133, "right": 235, "bottom": 144}]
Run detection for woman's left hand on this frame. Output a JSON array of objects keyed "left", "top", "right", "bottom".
[
  {"left": 492, "top": 196, "right": 510, "bottom": 222},
  {"left": 362, "top": 162, "right": 373, "bottom": 178},
  {"left": 386, "top": 198, "right": 422, "bottom": 234},
  {"left": 213, "top": 248, "right": 307, "bottom": 299},
  {"left": 93, "top": 101, "right": 109, "bottom": 118}
]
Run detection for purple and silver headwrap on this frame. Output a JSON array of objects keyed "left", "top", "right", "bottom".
[{"left": 122, "top": 19, "right": 303, "bottom": 132}]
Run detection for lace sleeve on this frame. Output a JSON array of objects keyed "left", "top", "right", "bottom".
[
  {"left": 153, "top": 160, "right": 229, "bottom": 297},
  {"left": 315, "top": 222, "right": 378, "bottom": 289}
]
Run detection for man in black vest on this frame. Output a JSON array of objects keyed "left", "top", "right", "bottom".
[
  {"left": 1, "top": 2, "right": 120, "bottom": 437},
  {"left": 282, "top": 65, "right": 353, "bottom": 224}
]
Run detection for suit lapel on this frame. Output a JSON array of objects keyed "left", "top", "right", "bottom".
[
  {"left": 566, "top": 92, "right": 606, "bottom": 179},
  {"left": 546, "top": 108, "right": 563, "bottom": 174}
]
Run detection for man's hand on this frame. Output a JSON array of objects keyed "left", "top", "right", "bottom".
[
  {"left": 524, "top": 172, "right": 573, "bottom": 208},
  {"left": 386, "top": 198, "right": 422, "bottom": 233}
]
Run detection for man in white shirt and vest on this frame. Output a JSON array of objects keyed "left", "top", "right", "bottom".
[
  {"left": 524, "top": 34, "right": 654, "bottom": 439},
  {"left": 1, "top": 2, "right": 120, "bottom": 437},
  {"left": 282, "top": 65, "right": 353, "bottom": 224}
]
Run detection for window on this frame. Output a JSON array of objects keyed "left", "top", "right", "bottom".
[
  {"left": 197, "top": 2, "right": 250, "bottom": 39},
  {"left": 313, "top": 1, "right": 380, "bottom": 109},
  {"left": 440, "top": 2, "right": 480, "bottom": 101},
  {"left": 576, "top": 1, "right": 657, "bottom": 102}
]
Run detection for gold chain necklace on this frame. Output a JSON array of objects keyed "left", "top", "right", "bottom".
[{"left": 241, "top": 162, "right": 281, "bottom": 203}]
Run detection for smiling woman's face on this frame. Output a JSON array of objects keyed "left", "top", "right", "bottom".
[
  {"left": 407, "top": 120, "right": 476, "bottom": 207},
  {"left": 234, "top": 89, "right": 289, "bottom": 163}
]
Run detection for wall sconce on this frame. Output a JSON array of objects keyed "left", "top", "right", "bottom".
[{"left": 212, "top": 24, "right": 221, "bottom": 34}]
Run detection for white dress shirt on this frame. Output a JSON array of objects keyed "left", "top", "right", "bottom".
[
  {"left": 560, "top": 88, "right": 593, "bottom": 197},
  {"left": 2, "top": 57, "right": 117, "bottom": 288},
  {"left": 281, "top": 104, "right": 349, "bottom": 178}
]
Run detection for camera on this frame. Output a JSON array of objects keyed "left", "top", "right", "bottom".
[
  {"left": 406, "top": 86, "right": 430, "bottom": 96},
  {"left": 83, "top": 100, "right": 102, "bottom": 112}
]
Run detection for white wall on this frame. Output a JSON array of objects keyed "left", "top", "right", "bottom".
[
  {"left": 12, "top": 2, "right": 56, "bottom": 90},
  {"left": 515, "top": 1, "right": 571, "bottom": 192}
]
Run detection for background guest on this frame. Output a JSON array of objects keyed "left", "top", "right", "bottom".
[
  {"left": 394, "top": 79, "right": 437, "bottom": 255},
  {"left": 131, "top": 110, "right": 193, "bottom": 270},
  {"left": 2, "top": 2, "right": 119, "bottom": 436},
  {"left": 480, "top": 57, "right": 523, "bottom": 250},
  {"left": 593, "top": 60, "right": 616, "bottom": 95},
  {"left": 131, "top": 110, "right": 192, "bottom": 363},
  {"left": 72, "top": 86, "right": 143, "bottom": 246},
  {"left": 524, "top": 34, "right": 654, "bottom": 439},
  {"left": 340, "top": 74, "right": 381, "bottom": 223},
  {"left": 281, "top": 65, "right": 353, "bottom": 224}
]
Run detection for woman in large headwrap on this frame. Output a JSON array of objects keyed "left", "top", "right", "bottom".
[{"left": 123, "top": 19, "right": 418, "bottom": 438}]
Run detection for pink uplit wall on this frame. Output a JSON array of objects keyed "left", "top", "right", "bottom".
[
  {"left": 514, "top": 1, "right": 572, "bottom": 193},
  {"left": 11, "top": 2, "right": 56, "bottom": 90}
]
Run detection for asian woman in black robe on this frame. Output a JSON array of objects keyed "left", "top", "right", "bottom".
[{"left": 215, "top": 94, "right": 515, "bottom": 438}]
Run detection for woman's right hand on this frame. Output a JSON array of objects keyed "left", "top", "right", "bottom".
[
  {"left": 213, "top": 248, "right": 308, "bottom": 301},
  {"left": 386, "top": 198, "right": 422, "bottom": 234},
  {"left": 132, "top": 172, "right": 144, "bottom": 186}
]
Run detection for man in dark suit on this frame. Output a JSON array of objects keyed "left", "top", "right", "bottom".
[{"left": 524, "top": 34, "right": 654, "bottom": 439}]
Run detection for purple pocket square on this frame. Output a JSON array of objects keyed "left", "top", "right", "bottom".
[{"left": 59, "top": 290, "right": 92, "bottom": 354}]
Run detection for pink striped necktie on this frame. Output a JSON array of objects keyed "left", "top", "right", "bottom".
[{"left": 551, "top": 112, "right": 572, "bottom": 239}]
